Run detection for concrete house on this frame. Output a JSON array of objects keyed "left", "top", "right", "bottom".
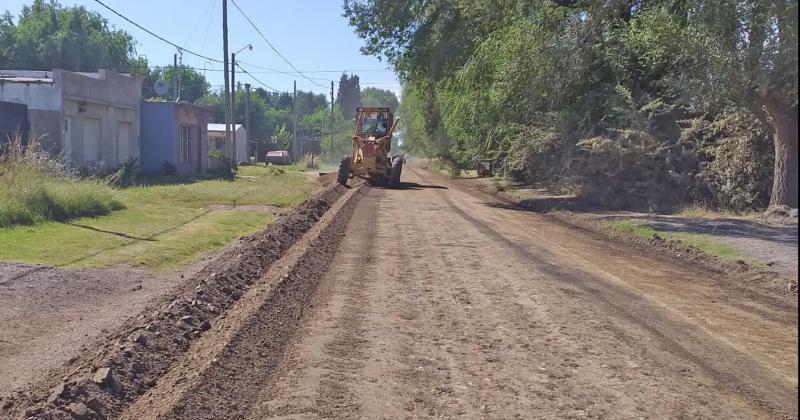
[
  {"left": 207, "top": 123, "right": 247, "bottom": 169},
  {"left": 0, "top": 101, "right": 29, "bottom": 142},
  {"left": 140, "top": 102, "right": 210, "bottom": 175},
  {"left": 0, "top": 69, "right": 141, "bottom": 169}
]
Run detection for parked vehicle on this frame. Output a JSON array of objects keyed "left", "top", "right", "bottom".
[{"left": 265, "top": 150, "right": 291, "bottom": 165}]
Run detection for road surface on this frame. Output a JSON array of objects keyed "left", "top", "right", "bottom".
[{"left": 126, "top": 166, "right": 798, "bottom": 419}]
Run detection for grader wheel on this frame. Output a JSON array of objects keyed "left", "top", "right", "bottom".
[
  {"left": 390, "top": 157, "right": 404, "bottom": 188},
  {"left": 337, "top": 156, "right": 352, "bottom": 186}
]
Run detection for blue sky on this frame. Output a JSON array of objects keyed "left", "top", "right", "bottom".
[{"left": 3, "top": 0, "right": 401, "bottom": 99}]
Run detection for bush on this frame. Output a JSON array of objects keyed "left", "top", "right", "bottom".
[
  {"left": 0, "top": 135, "right": 123, "bottom": 227},
  {"left": 108, "top": 157, "right": 140, "bottom": 187},
  {"left": 684, "top": 113, "right": 773, "bottom": 212},
  {"left": 303, "top": 153, "right": 319, "bottom": 169}
]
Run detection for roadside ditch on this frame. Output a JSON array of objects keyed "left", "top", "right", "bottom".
[{"left": 1, "top": 183, "right": 361, "bottom": 419}]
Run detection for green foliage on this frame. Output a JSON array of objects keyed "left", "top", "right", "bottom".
[
  {"left": 271, "top": 124, "right": 292, "bottom": 149},
  {"left": 361, "top": 87, "right": 399, "bottom": 112},
  {"left": 0, "top": 136, "right": 123, "bottom": 227},
  {"left": 684, "top": 113, "right": 774, "bottom": 211},
  {"left": 136, "top": 64, "right": 211, "bottom": 103},
  {"left": 346, "top": 0, "right": 798, "bottom": 212},
  {"left": 107, "top": 157, "right": 140, "bottom": 188},
  {"left": 0, "top": 0, "right": 134, "bottom": 71},
  {"left": 0, "top": 165, "right": 316, "bottom": 269},
  {"left": 337, "top": 73, "right": 362, "bottom": 118}
]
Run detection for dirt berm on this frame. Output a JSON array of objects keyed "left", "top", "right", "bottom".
[{"left": 1, "top": 183, "right": 360, "bottom": 420}]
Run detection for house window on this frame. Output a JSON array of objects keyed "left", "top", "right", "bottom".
[
  {"left": 180, "top": 126, "right": 192, "bottom": 163},
  {"left": 215, "top": 138, "right": 225, "bottom": 152}
]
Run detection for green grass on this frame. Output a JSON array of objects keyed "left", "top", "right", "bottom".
[
  {"left": 0, "top": 166, "right": 315, "bottom": 270},
  {"left": 0, "top": 158, "right": 123, "bottom": 227},
  {"left": 607, "top": 220, "right": 768, "bottom": 268},
  {"left": 676, "top": 204, "right": 762, "bottom": 221}
]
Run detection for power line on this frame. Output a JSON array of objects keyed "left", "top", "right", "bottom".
[
  {"left": 235, "top": 63, "right": 279, "bottom": 92},
  {"left": 143, "top": 64, "right": 397, "bottom": 90},
  {"left": 236, "top": 61, "right": 335, "bottom": 82},
  {"left": 91, "top": 0, "right": 222, "bottom": 64},
  {"left": 228, "top": 0, "right": 327, "bottom": 88}
]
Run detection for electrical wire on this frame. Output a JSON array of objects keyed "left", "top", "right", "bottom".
[
  {"left": 91, "top": 0, "right": 223, "bottom": 64},
  {"left": 229, "top": 0, "right": 327, "bottom": 88},
  {"left": 235, "top": 63, "right": 279, "bottom": 92}
]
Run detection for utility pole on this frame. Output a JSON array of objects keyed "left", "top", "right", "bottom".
[
  {"left": 330, "top": 81, "right": 334, "bottom": 158},
  {"left": 230, "top": 45, "right": 252, "bottom": 164},
  {"left": 244, "top": 83, "right": 251, "bottom": 162},
  {"left": 292, "top": 80, "right": 297, "bottom": 162},
  {"left": 231, "top": 52, "right": 237, "bottom": 161},
  {"left": 173, "top": 53, "right": 178, "bottom": 101},
  {"left": 222, "top": 0, "right": 232, "bottom": 163}
]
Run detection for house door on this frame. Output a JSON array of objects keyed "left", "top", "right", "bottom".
[
  {"left": 82, "top": 117, "right": 100, "bottom": 166},
  {"left": 117, "top": 122, "right": 131, "bottom": 165}
]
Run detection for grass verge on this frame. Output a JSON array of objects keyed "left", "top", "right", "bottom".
[
  {"left": 0, "top": 166, "right": 316, "bottom": 270},
  {"left": 606, "top": 220, "right": 769, "bottom": 268},
  {"left": 0, "top": 138, "right": 123, "bottom": 227}
]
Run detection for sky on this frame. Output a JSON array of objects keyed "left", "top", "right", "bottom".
[{"left": 2, "top": 0, "right": 401, "bottom": 100}]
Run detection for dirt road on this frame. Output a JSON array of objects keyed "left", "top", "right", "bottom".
[{"left": 109, "top": 166, "right": 795, "bottom": 419}]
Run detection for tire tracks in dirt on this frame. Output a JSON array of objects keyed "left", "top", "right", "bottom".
[{"left": 435, "top": 182, "right": 797, "bottom": 419}]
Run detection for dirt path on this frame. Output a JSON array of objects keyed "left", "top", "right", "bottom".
[
  {"left": 0, "top": 263, "right": 183, "bottom": 394},
  {"left": 4, "top": 168, "right": 798, "bottom": 419},
  {"left": 108, "top": 166, "right": 796, "bottom": 419}
]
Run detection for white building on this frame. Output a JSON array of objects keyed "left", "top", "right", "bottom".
[
  {"left": 0, "top": 69, "right": 141, "bottom": 169},
  {"left": 207, "top": 123, "right": 247, "bottom": 168}
]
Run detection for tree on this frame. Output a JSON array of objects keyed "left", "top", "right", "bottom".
[
  {"left": 271, "top": 124, "right": 292, "bottom": 149},
  {"left": 0, "top": 0, "right": 134, "bottom": 72},
  {"left": 138, "top": 63, "right": 210, "bottom": 103},
  {"left": 345, "top": 0, "right": 798, "bottom": 211},
  {"left": 336, "top": 73, "right": 362, "bottom": 119},
  {"left": 700, "top": 0, "right": 797, "bottom": 208},
  {"left": 361, "top": 87, "right": 399, "bottom": 112}
]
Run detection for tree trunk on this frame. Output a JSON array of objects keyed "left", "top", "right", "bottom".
[{"left": 767, "top": 102, "right": 798, "bottom": 209}]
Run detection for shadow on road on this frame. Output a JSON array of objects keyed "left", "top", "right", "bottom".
[{"left": 395, "top": 182, "right": 448, "bottom": 190}]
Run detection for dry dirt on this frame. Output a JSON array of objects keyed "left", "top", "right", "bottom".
[{"left": 1, "top": 167, "right": 797, "bottom": 419}]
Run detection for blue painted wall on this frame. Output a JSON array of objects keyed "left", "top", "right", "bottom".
[{"left": 140, "top": 102, "right": 176, "bottom": 173}]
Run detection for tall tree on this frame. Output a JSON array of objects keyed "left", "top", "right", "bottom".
[
  {"left": 336, "top": 73, "right": 362, "bottom": 119},
  {"left": 346, "top": 0, "right": 798, "bottom": 210},
  {"left": 0, "top": 0, "right": 134, "bottom": 72},
  {"left": 361, "top": 87, "right": 399, "bottom": 112}
]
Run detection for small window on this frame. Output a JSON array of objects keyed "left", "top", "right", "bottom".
[{"left": 180, "top": 126, "right": 192, "bottom": 163}]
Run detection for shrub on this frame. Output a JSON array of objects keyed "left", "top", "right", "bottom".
[
  {"left": 683, "top": 113, "right": 774, "bottom": 211},
  {"left": 108, "top": 157, "right": 140, "bottom": 187},
  {"left": 0, "top": 134, "right": 123, "bottom": 227},
  {"left": 303, "top": 153, "right": 319, "bottom": 169}
]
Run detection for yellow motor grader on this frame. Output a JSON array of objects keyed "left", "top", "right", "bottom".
[{"left": 337, "top": 107, "right": 403, "bottom": 187}]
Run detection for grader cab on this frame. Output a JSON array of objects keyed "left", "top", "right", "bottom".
[{"left": 337, "top": 107, "right": 403, "bottom": 187}]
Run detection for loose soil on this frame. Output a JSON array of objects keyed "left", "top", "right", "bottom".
[
  {"left": 0, "top": 263, "right": 180, "bottom": 393},
  {"left": 449, "top": 174, "right": 799, "bottom": 293},
  {"left": 2, "top": 167, "right": 797, "bottom": 419},
  {"left": 0, "top": 185, "right": 346, "bottom": 419}
]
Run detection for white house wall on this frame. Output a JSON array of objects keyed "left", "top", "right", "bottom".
[
  {"left": 0, "top": 69, "right": 141, "bottom": 169},
  {"left": 0, "top": 75, "right": 62, "bottom": 151}
]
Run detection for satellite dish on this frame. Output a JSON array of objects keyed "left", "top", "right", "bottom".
[{"left": 153, "top": 79, "right": 169, "bottom": 96}]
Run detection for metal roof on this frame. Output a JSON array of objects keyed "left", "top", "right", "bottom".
[
  {"left": 0, "top": 76, "right": 54, "bottom": 84},
  {"left": 208, "top": 123, "right": 243, "bottom": 132}
]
